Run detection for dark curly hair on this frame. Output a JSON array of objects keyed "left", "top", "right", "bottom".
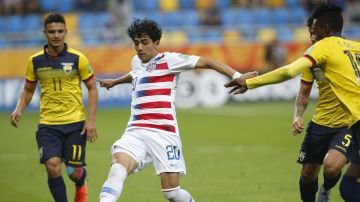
[
  {"left": 44, "top": 13, "right": 66, "bottom": 28},
  {"left": 127, "top": 18, "right": 162, "bottom": 42},
  {"left": 310, "top": 3, "right": 343, "bottom": 33}
]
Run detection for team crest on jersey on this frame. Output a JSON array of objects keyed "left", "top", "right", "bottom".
[
  {"left": 146, "top": 61, "right": 157, "bottom": 72},
  {"left": 61, "top": 63, "right": 74, "bottom": 74}
]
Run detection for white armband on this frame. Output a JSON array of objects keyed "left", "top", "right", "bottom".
[{"left": 232, "top": 72, "right": 242, "bottom": 79}]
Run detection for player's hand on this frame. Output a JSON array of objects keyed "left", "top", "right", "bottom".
[
  {"left": 224, "top": 71, "right": 258, "bottom": 94},
  {"left": 95, "top": 78, "right": 115, "bottom": 90},
  {"left": 81, "top": 119, "right": 98, "bottom": 143},
  {"left": 292, "top": 116, "right": 304, "bottom": 135},
  {"left": 10, "top": 110, "right": 21, "bottom": 128}
]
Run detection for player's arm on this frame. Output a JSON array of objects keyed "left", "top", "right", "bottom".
[
  {"left": 96, "top": 72, "right": 132, "bottom": 90},
  {"left": 10, "top": 80, "right": 37, "bottom": 128},
  {"left": 225, "top": 57, "right": 313, "bottom": 94},
  {"left": 195, "top": 57, "right": 258, "bottom": 80},
  {"left": 292, "top": 81, "right": 313, "bottom": 135},
  {"left": 83, "top": 77, "right": 98, "bottom": 143}
]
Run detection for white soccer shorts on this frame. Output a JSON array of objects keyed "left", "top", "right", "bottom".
[{"left": 111, "top": 128, "right": 186, "bottom": 175}]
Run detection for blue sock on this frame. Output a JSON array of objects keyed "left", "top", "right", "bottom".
[
  {"left": 323, "top": 172, "right": 341, "bottom": 190},
  {"left": 340, "top": 175, "right": 360, "bottom": 202},
  {"left": 48, "top": 176, "right": 68, "bottom": 202},
  {"left": 299, "top": 177, "right": 318, "bottom": 202}
]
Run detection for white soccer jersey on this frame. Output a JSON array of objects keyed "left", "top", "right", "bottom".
[{"left": 126, "top": 52, "right": 200, "bottom": 136}]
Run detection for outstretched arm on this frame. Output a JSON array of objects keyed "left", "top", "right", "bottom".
[
  {"left": 225, "top": 57, "right": 313, "bottom": 94},
  {"left": 96, "top": 72, "right": 132, "bottom": 90},
  {"left": 195, "top": 57, "right": 258, "bottom": 79},
  {"left": 10, "top": 80, "right": 37, "bottom": 128},
  {"left": 292, "top": 81, "right": 312, "bottom": 135}
]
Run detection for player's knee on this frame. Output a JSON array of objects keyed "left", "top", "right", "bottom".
[
  {"left": 301, "top": 171, "right": 317, "bottom": 182},
  {"left": 162, "top": 186, "right": 180, "bottom": 201},
  {"left": 67, "top": 166, "right": 85, "bottom": 181},
  {"left": 323, "top": 164, "right": 341, "bottom": 178}
]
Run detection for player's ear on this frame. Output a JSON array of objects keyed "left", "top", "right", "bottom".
[{"left": 154, "top": 40, "right": 160, "bottom": 46}]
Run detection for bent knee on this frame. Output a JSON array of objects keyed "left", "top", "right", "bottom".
[{"left": 67, "top": 166, "right": 84, "bottom": 180}]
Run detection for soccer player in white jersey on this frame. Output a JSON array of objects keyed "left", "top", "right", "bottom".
[{"left": 96, "top": 18, "right": 257, "bottom": 202}]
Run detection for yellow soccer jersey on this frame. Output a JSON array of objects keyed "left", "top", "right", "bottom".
[
  {"left": 305, "top": 36, "right": 360, "bottom": 126},
  {"left": 301, "top": 68, "right": 349, "bottom": 128},
  {"left": 25, "top": 44, "right": 94, "bottom": 124}
]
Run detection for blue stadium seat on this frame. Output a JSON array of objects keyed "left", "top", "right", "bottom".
[
  {"left": 5, "top": 15, "right": 23, "bottom": 33},
  {"left": 344, "top": 27, "right": 360, "bottom": 40},
  {"left": 40, "top": 0, "right": 57, "bottom": 11},
  {"left": 161, "top": 12, "right": 182, "bottom": 27},
  {"left": 202, "top": 30, "right": 222, "bottom": 43},
  {"left": 182, "top": 10, "right": 199, "bottom": 26},
  {"left": 215, "top": 0, "right": 231, "bottom": 8},
  {"left": 285, "top": 0, "right": 300, "bottom": 8},
  {"left": 179, "top": 0, "right": 195, "bottom": 9},
  {"left": 276, "top": 27, "right": 293, "bottom": 41},
  {"left": 24, "top": 15, "right": 42, "bottom": 31},
  {"left": 253, "top": 8, "right": 272, "bottom": 27},
  {"left": 96, "top": 12, "right": 112, "bottom": 28},
  {"left": 222, "top": 9, "right": 252, "bottom": 28},
  {"left": 271, "top": 8, "right": 290, "bottom": 25},
  {"left": 78, "top": 13, "right": 95, "bottom": 30},
  {"left": 58, "top": 0, "right": 75, "bottom": 13},
  {"left": 289, "top": 8, "right": 307, "bottom": 25},
  {"left": 133, "top": 0, "right": 159, "bottom": 11}
]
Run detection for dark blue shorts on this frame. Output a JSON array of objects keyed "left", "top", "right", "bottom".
[
  {"left": 297, "top": 121, "right": 351, "bottom": 164},
  {"left": 36, "top": 121, "right": 87, "bottom": 167},
  {"left": 349, "top": 121, "right": 360, "bottom": 166}
]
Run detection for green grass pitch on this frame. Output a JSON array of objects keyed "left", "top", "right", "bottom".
[{"left": 0, "top": 101, "right": 344, "bottom": 201}]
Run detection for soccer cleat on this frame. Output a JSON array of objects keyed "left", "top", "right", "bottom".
[
  {"left": 317, "top": 185, "right": 330, "bottom": 202},
  {"left": 75, "top": 182, "right": 87, "bottom": 202}
]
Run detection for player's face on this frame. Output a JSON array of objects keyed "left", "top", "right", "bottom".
[
  {"left": 133, "top": 36, "right": 159, "bottom": 63},
  {"left": 43, "top": 23, "right": 67, "bottom": 48},
  {"left": 310, "top": 19, "right": 328, "bottom": 42}
]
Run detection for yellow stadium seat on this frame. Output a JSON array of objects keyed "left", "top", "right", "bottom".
[
  {"left": 160, "top": 0, "right": 179, "bottom": 12},
  {"left": 196, "top": 0, "right": 214, "bottom": 10},
  {"left": 258, "top": 28, "right": 277, "bottom": 43},
  {"left": 161, "top": 31, "right": 188, "bottom": 45},
  {"left": 223, "top": 30, "right": 242, "bottom": 43},
  {"left": 64, "top": 13, "right": 78, "bottom": 31},
  {"left": 294, "top": 27, "right": 309, "bottom": 42}
]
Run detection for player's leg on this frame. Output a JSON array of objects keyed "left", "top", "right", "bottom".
[
  {"left": 100, "top": 130, "right": 147, "bottom": 202},
  {"left": 36, "top": 124, "right": 68, "bottom": 202},
  {"left": 142, "top": 129, "right": 195, "bottom": 202},
  {"left": 160, "top": 172, "right": 195, "bottom": 202},
  {"left": 340, "top": 163, "right": 360, "bottom": 202},
  {"left": 300, "top": 163, "right": 321, "bottom": 202},
  {"left": 340, "top": 123, "right": 360, "bottom": 202},
  {"left": 63, "top": 121, "right": 88, "bottom": 202},
  {"left": 297, "top": 121, "right": 327, "bottom": 202},
  {"left": 318, "top": 128, "right": 350, "bottom": 202}
]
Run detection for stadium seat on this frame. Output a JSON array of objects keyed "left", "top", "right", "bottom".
[
  {"left": 344, "top": 27, "right": 360, "bottom": 40},
  {"left": 40, "top": 0, "right": 57, "bottom": 11},
  {"left": 221, "top": 9, "right": 252, "bottom": 29},
  {"left": 293, "top": 27, "right": 309, "bottom": 42},
  {"left": 181, "top": 10, "right": 199, "bottom": 26},
  {"left": 196, "top": 0, "right": 213, "bottom": 10},
  {"left": 253, "top": 8, "right": 272, "bottom": 28},
  {"left": 276, "top": 27, "right": 293, "bottom": 42},
  {"left": 24, "top": 15, "right": 42, "bottom": 31},
  {"left": 179, "top": 0, "right": 195, "bottom": 9},
  {"left": 202, "top": 29, "right": 222, "bottom": 43},
  {"left": 223, "top": 30, "right": 242, "bottom": 43},
  {"left": 215, "top": 0, "right": 231, "bottom": 8},
  {"left": 5, "top": 15, "right": 24, "bottom": 33},
  {"left": 258, "top": 27, "right": 277, "bottom": 43},
  {"left": 161, "top": 31, "right": 187, "bottom": 45},
  {"left": 58, "top": 0, "right": 75, "bottom": 13},
  {"left": 271, "top": 8, "right": 290, "bottom": 25},
  {"left": 289, "top": 8, "right": 307, "bottom": 25},
  {"left": 160, "top": 0, "right": 179, "bottom": 12},
  {"left": 161, "top": 11, "right": 182, "bottom": 27},
  {"left": 285, "top": 0, "right": 300, "bottom": 8}
]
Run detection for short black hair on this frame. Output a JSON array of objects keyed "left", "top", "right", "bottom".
[
  {"left": 310, "top": 3, "right": 343, "bottom": 33},
  {"left": 127, "top": 18, "right": 162, "bottom": 42},
  {"left": 306, "top": 16, "right": 314, "bottom": 28},
  {"left": 44, "top": 13, "right": 66, "bottom": 28}
]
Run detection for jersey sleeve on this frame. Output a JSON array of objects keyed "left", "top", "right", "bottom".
[
  {"left": 301, "top": 68, "right": 315, "bottom": 83},
  {"left": 165, "top": 52, "right": 200, "bottom": 73},
  {"left": 25, "top": 57, "right": 37, "bottom": 81},
  {"left": 78, "top": 53, "right": 94, "bottom": 81},
  {"left": 304, "top": 38, "right": 334, "bottom": 66}
]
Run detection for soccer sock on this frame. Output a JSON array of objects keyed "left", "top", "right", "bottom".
[
  {"left": 340, "top": 175, "right": 360, "bottom": 202},
  {"left": 48, "top": 176, "right": 68, "bottom": 202},
  {"left": 323, "top": 172, "right": 341, "bottom": 190},
  {"left": 162, "top": 186, "right": 195, "bottom": 202},
  {"left": 99, "top": 163, "right": 128, "bottom": 202},
  {"left": 299, "top": 176, "right": 318, "bottom": 202}
]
